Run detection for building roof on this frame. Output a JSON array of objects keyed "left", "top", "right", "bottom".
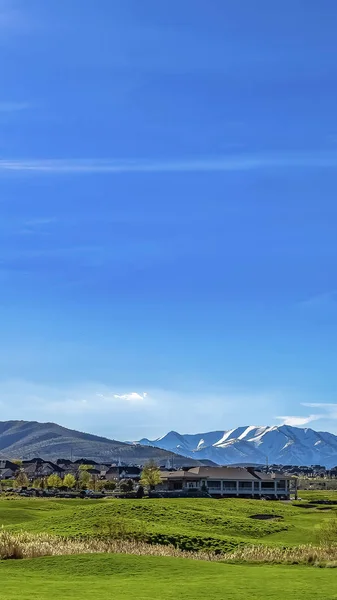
[
  {"left": 0, "top": 468, "right": 15, "bottom": 479},
  {"left": 0, "top": 460, "right": 20, "bottom": 471},
  {"left": 161, "top": 470, "right": 204, "bottom": 481},
  {"left": 254, "top": 471, "right": 288, "bottom": 481},
  {"left": 187, "top": 467, "right": 258, "bottom": 480},
  {"left": 161, "top": 466, "right": 292, "bottom": 482}
]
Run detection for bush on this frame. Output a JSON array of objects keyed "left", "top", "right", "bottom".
[
  {"left": 136, "top": 485, "right": 145, "bottom": 498},
  {"left": 103, "top": 481, "right": 117, "bottom": 491}
]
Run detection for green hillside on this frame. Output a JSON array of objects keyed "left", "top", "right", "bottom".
[{"left": 1, "top": 496, "right": 334, "bottom": 552}]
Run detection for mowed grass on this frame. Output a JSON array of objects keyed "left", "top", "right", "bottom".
[
  {"left": 299, "top": 490, "right": 337, "bottom": 502},
  {"left": 1, "top": 495, "right": 335, "bottom": 550},
  {"left": 0, "top": 553, "right": 336, "bottom": 600}
]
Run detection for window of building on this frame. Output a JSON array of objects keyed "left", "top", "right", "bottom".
[
  {"left": 223, "top": 480, "right": 237, "bottom": 490},
  {"left": 238, "top": 481, "right": 252, "bottom": 490},
  {"left": 207, "top": 480, "right": 221, "bottom": 489},
  {"left": 261, "top": 481, "right": 274, "bottom": 489}
]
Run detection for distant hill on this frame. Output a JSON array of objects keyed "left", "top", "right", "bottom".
[
  {"left": 0, "top": 421, "right": 200, "bottom": 466},
  {"left": 138, "top": 425, "right": 337, "bottom": 468}
]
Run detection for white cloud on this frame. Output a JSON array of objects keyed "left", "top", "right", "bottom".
[
  {"left": 0, "top": 379, "right": 285, "bottom": 439},
  {"left": 302, "top": 402, "right": 337, "bottom": 409},
  {"left": 100, "top": 392, "right": 148, "bottom": 402},
  {"left": 24, "top": 217, "right": 56, "bottom": 226},
  {"left": 301, "top": 403, "right": 337, "bottom": 420},
  {"left": 276, "top": 402, "right": 337, "bottom": 428},
  {"left": 276, "top": 414, "right": 323, "bottom": 427},
  {"left": 1, "top": 152, "right": 337, "bottom": 176}
]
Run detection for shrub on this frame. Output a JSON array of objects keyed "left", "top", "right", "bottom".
[{"left": 46, "top": 474, "right": 62, "bottom": 488}]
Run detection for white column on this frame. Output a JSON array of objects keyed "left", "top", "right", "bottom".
[{"left": 236, "top": 480, "right": 239, "bottom": 496}]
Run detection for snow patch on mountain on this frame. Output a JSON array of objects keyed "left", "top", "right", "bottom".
[{"left": 137, "top": 425, "right": 337, "bottom": 468}]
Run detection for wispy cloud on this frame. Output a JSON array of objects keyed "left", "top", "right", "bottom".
[
  {"left": 0, "top": 101, "right": 29, "bottom": 112},
  {"left": 302, "top": 403, "right": 337, "bottom": 419},
  {"left": 1, "top": 152, "right": 337, "bottom": 175},
  {"left": 0, "top": 380, "right": 283, "bottom": 439},
  {"left": 19, "top": 217, "right": 57, "bottom": 235},
  {"left": 300, "top": 291, "right": 337, "bottom": 310},
  {"left": 99, "top": 392, "right": 148, "bottom": 402},
  {"left": 276, "top": 414, "right": 323, "bottom": 427},
  {"left": 277, "top": 403, "right": 337, "bottom": 428},
  {"left": 0, "top": 1, "right": 33, "bottom": 37}
]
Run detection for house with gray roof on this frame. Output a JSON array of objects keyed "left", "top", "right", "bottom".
[{"left": 159, "top": 466, "right": 292, "bottom": 498}]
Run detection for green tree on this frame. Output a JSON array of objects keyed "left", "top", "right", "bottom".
[
  {"left": 119, "top": 479, "right": 132, "bottom": 493},
  {"left": 140, "top": 461, "right": 162, "bottom": 490},
  {"left": 119, "top": 479, "right": 134, "bottom": 492},
  {"left": 15, "top": 470, "right": 29, "bottom": 487},
  {"left": 78, "top": 469, "right": 91, "bottom": 489},
  {"left": 63, "top": 473, "right": 76, "bottom": 489},
  {"left": 78, "top": 464, "right": 93, "bottom": 472},
  {"left": 136, "top": 484, "right": 144, "bottom": 498},
  {"left": 92, "top": 479, "right": 106, "bottom": 491},
  {"left": 46, "top": 474, "right": 62, "bottom": 488},
  {"left": 32, "top": 478, "right": 42, "bottom": 489},
  {"left": 103, "top": 480, "right": 116, "bottom": 491}
]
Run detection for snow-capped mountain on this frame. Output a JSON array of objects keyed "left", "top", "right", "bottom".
[{"left": 137, "top": 425, "right": 337, "bottom": 468}]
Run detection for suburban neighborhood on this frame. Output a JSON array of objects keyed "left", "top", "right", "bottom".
[{"left": 0, "top": 457, "right": 300, "bottom": 499}]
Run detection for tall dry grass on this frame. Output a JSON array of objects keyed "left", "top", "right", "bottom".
[
  {"left": 0, "top": 530, "right": 218, "bottom": 562},
  {"left": 1, "top": 530, "right": 337, "bottom": 567},
  {"left": 222, "top": 543, "right": 337, "bottom": 567}
]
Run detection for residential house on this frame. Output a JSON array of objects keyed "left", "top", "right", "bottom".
[
  {"left": 22, "top": 459, "right": 65, "bottom": 480},
  {"left": 159, "top": 466, "right": 292, "bottom": 498},
  {"left": 105, "top": 466, "right": 141, "bottom": 482},
  {"left": 0, "top": 460, "right": 20, "bottom": 480}
]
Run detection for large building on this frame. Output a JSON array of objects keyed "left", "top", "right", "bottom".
[{"left": 159, "top": 466, "right": 292, "bottom": 499}]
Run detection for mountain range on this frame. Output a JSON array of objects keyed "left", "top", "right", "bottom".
[
  {"left": 138, "top": 425, "right": 337, "bottom": 468},
  {"left": 2, "top": 420, "right": 337, "bottom": 468},
  {"left": 0, "top": 421, "right": 201, "bottom": 466}
]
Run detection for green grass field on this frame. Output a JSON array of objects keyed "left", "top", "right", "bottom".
[
  {"left": 1, "top": 493, "right": 336, "bottom": 599},
  {"left": 299, "top": 490, "right": 337, "bottom": 502},
  {"left": 1, "top": 553, "right": 336, "bottom": 600},
  {"left": 1, "top": 494, "right": 335, "bottom": 551}
]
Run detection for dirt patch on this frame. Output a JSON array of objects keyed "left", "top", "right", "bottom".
[{"left": 249, "top": 514, "right": 284, "bottom": 521}]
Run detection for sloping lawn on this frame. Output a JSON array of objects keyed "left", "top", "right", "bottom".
[
  {"left": 1, "top": 553, "right": 336, "bottom": 600},
  {"left": 0, "top": 496, "right": 334, "bottom": 551}
]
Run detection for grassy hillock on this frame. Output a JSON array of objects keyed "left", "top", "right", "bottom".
[{"left": 1, "top": 495, "right": 334, "bottom": 553}]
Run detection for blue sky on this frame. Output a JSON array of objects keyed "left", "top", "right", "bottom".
[{"left": 1, "top": 0, "right": 337, "bottom": 440}]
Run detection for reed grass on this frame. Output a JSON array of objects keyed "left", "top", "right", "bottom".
[
  {"left": 222, "top": 543, "right": 337, "bottom": 567},
  {"left": 1, "top": 529, "right": 337, "bottom": 567},
  {"left": 0, "top": 529, "right": 218, "bottom": 562}
]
